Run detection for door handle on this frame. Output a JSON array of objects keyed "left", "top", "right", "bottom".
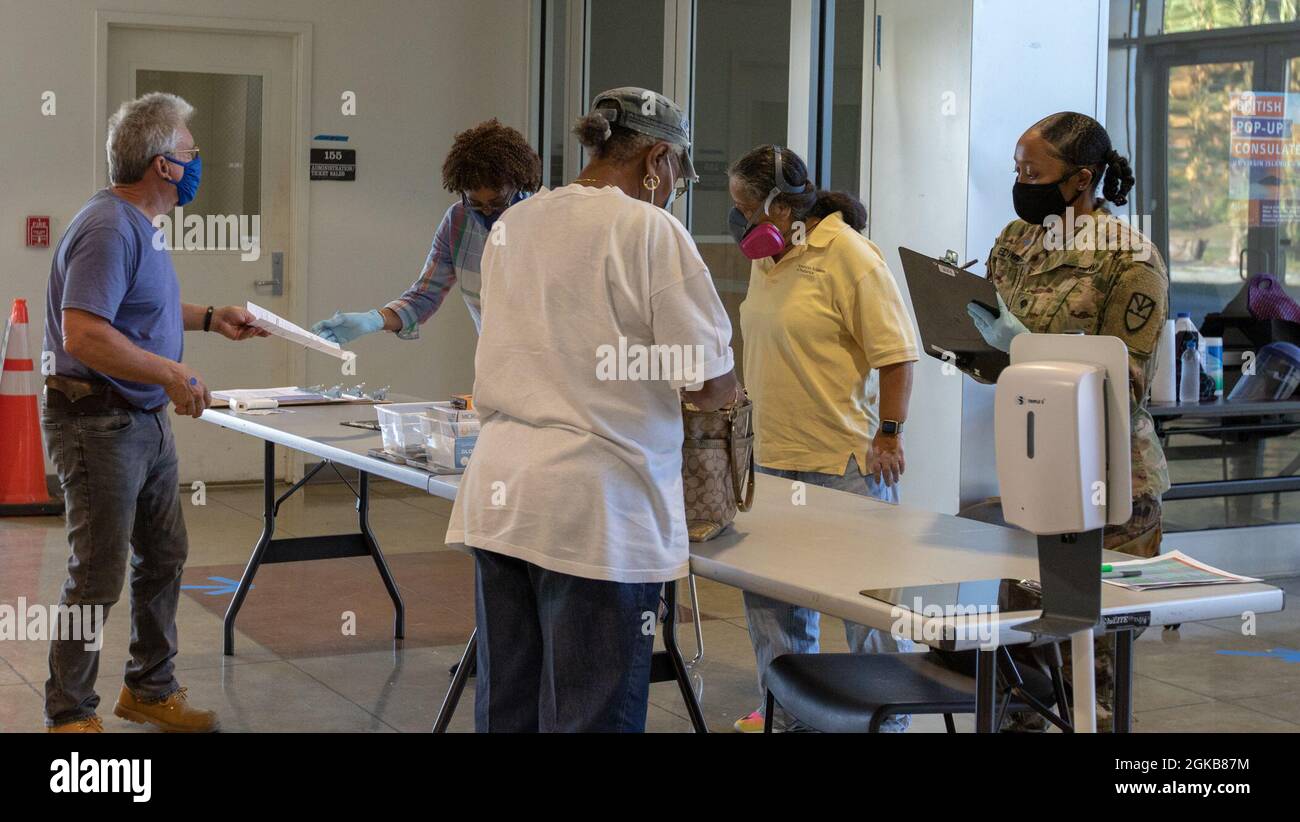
[{"left": 254, "top": 251, "right": 284, "bottom": 296}]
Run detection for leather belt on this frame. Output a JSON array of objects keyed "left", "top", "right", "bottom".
[{"left": 45, "top": 375, "right": 165, "bottom": 415}]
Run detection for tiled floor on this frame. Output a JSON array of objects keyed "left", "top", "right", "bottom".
[{"left": 1, "top": 478, "right": 1297, "bottom": 733}]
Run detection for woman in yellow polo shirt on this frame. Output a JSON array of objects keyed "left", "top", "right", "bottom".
[{"left": 729, "top": 144, "right": 919, "bottom": 732}]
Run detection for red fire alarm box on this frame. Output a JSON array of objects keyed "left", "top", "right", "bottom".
[{"left": 26, "top": 216, "right": 50, "bottom": 248}]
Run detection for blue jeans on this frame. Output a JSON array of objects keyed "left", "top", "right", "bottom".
[
  {"left": 40, "top": 407, "right": 188, "bottom": 725},
  {"left": 472, "top": 548, "right": 663, "bottom": 732},
  {"left": 743, "top": 455, "right": 914, "bottom": 732}
]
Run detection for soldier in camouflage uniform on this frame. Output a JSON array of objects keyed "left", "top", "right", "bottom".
[
  {"left": 986, "top": 209, "right": 1170, "bottom": 557},
  {"left": 969, "top": 112, "right": 1169, "bottom": 730}
]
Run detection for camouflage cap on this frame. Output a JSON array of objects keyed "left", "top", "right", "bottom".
[{"left": 589, "top": 86, "right": 698, "bottom": 181}]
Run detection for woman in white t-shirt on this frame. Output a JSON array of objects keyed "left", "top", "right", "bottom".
[{"left": 445, "top": 87, "right": 739, "bottom": 732}]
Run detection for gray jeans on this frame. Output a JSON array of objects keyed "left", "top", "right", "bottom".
[{"left": 41, "top": 406, "right": 189, "bottom": 725}]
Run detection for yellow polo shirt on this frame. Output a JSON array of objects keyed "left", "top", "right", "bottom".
[{"left": 739, "top": 211, "right": 918, "bottom": 475}]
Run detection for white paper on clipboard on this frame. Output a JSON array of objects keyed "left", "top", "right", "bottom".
[{"left": 246, "top": 301, "right": 355, "bottom": 362}]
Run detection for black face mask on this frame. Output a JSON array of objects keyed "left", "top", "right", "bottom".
[
  {"left": 1012, "top": 171, "right": 1084, "bottom": 225},
  {"left": 727, "top": 206, "right": 751, "bottom": 245}
]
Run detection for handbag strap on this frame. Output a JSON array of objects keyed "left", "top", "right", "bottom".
[{"left": 726, "top": 405, "right": 756, "bottom": 512}]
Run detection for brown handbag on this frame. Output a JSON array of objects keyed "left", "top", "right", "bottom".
[{"left": 681, "top": 397, "right": 756, "bottom": 541}]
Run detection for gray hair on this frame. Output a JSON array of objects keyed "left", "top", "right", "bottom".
[{"left": 106, "top": 92, "right": 194, "bottom": 184}]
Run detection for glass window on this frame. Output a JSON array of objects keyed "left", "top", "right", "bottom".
[
  {"left": 1162, "top": 0, "right": 1298, "bottom": 33},
  {"left": 1285, "top": 56, "right": 1300, "bottom": 280},
  {"left": 691, "top": 0, "right": 793, "bottom": 384},
  {"left": 587, "top": 0, "right": 664, "bottom": 96},
  {"left": 135, "top": 69, "right": 262, "bottom": 220},
  {"left": 1165, "top": 59, "right": 1254, "bottom": 324},
  {"left": 691, "top": 0, "right": 792, "bottom": 238},
  {"left": 829, "top": 0, "right": 866, "bottom": 194},
  {"left": 1163, "top": 425, "right": 1300, "bottom": 531},
  {"left": 544, "top": 1, "right": 569, "bottom": 187}
]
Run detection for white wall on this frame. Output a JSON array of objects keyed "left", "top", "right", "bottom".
[
  {"left": 868, "top": 0, "right": 974, "bottom": 515},
  {"left": 958, "top": 0, "right": 1109, "bottom": 511},
  {"left": 0, "top": 0, "right": 531, "bottom": 468}
]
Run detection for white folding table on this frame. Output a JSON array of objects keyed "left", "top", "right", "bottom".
[
  {"left": 692, "top": 474, "right": 1285, "bottom": 731},
  {"left": 202, "top": 402, "right": 1285, "bottom": 733},
  {"left": 200, "top": 400, "right": 702, "bottom": 731}
]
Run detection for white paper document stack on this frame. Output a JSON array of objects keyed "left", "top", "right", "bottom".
[
  {"left": 1102, "top": 550, "right": 1261, "bottom": 591},
  {"left": 246, "top": 301, "right": 355, "bottom": 361}
]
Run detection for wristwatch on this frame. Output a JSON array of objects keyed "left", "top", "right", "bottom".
[{"left": 879, "top": 419, "right": 904, "bottom": 436}]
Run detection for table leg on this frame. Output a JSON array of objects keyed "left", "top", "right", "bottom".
[
  {"left": 432, "top": 629, "right": 477, "bottom": 733},
  {"left": 221, "top": 446, "right": 407, "bottom": 656},
  {"left": 1071, "top": 628, "right": 1097, "bottom": 733},
  {"left": 358, "top": 471, "right": 405, "bottom": 640},
  {"left": 974, "top": 648, "right": 997, "bottom": 733},
  {"left": 662, "top": 580, "right": 708, "bottom": 733},
  {"left": 223, "top": 440, "right": 276, "bottom": 656},
  {"left": 1113, "top": 629, "right": 1134, "bottom": 733}
]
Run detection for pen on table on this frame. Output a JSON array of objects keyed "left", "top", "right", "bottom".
[{"left": 1101, "top": 564, "right": 1143, "bottom": 579}]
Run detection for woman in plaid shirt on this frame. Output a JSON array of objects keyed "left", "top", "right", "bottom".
[{"left": 311, "top": 119, "right": 541, "bottom": 340}]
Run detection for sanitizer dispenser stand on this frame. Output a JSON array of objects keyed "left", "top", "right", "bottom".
[{"left": 994, "top": 334, "right": 1132, "bottom": 732}]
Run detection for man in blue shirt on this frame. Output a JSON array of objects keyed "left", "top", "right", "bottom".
[{"left": 42, "top": 92, "right": 266, "bottom": 733}]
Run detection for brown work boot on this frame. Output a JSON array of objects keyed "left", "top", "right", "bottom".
[
  {"left": 47, "top": 715, "right": 104, "bottom": 733},
  {"left": 113, "top": 686, "right": 220, "bottom": 733}
]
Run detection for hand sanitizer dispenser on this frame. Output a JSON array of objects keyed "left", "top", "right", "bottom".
[
  {"left": 994, "top": 335, "right": 1134, "bottom": 733},
  {"left": 995, "top": 361, "right": 1107, "bottom": 535}
]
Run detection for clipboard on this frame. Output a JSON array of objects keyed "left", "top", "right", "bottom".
[{"left": 898, "top": 246, "right": 1010, "bottom": 384}]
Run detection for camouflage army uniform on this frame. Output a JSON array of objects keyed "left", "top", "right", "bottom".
[
  {"left": 986, "top": 208, "right": 1170, "bottom": 729},
  {"left": 986, "top": 207, "right": 1170, "bottom": 557}
]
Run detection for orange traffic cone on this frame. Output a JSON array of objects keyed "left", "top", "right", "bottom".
[{"left": 1, "top": 298, "right": 62, "bottom": 516}]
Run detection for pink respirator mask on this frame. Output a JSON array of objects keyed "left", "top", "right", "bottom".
[{"left": 727, "top": 145, "right": 807, "bottom": 260}]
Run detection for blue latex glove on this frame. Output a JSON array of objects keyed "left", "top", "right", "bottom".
[
  {"left": 311, "top": 309, "right": 385, "bottom": 344},
  {"left": 965, "top": 293, "right": 1029, "bottom": 353}
]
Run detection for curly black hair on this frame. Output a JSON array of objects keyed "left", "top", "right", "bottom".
[{"left": 441, "top": 118, "right": 542, "bottom": 194}]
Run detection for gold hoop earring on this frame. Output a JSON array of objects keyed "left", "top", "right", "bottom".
[{"left": 642, "top": 173, "right": 660, "bottom": 192}]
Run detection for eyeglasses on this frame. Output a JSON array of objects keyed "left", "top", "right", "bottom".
[
  {"left": 669, "top": 152, "right": 693, "bottom": 199},
  {"left": 462, "top": 188, "right": 517, "bottom": 214},
  {"left": 165, "top": 147, "right": 201, "bottom": 162}
]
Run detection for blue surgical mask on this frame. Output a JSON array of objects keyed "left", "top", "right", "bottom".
[
  {"left": 472, "top": 208, "right": 500, "bottom": 229},
  {"left": 162, "top": 154, "right": 202, "bottom": 206}
]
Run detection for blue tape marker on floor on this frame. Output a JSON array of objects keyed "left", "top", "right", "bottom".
[
  {"left": 1215, "top": 648, "right": 1300, "bottom": 664},
  {"left": 181, "top": 576, "right": 248, "bottom": 596}
]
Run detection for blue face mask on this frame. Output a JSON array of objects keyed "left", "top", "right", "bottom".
[
  {"left": 471, "top": 208, "right": 500, "bottom": 230},
  {"left": 162, "top": 154, "right": 202, "bottom": 206}
]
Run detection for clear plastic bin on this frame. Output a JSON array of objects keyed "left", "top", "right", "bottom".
[
  {"left": 375, "top": 402, "right": 440, "bottom": 459},
  {"left": 419, "top": 403, "right": 480, "bottom": 470}
]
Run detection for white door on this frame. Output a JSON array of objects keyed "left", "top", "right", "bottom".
[{"left": 104, "top": 25, "right": 298, "bottom": 482}]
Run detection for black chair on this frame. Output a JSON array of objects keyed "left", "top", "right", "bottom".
[{"left": 763, "top": 647, "right": 1070, "bottom": 733}]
